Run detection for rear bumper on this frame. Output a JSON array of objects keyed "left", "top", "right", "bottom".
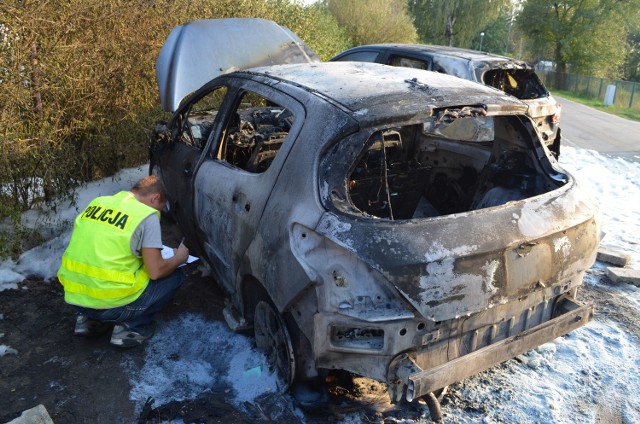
[{"left": 391, "top": 297, "right": 593, "bottom": 402}]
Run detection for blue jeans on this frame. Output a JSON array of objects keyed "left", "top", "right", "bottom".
[{"left": 74, "top": 268, "right": 184, "bottom": 333}]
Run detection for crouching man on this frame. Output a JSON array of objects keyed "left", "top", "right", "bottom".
[{"left": 57, "top": 175, "right": 189, "bottom": 347}]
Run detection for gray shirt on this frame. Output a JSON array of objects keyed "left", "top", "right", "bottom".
[{"left": 130, "top": 213, "right": 163, "bottom": 257}]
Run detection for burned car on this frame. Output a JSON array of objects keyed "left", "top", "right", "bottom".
[
  {"left": 332, "top": 44, "right": 563, "bottom": 157},
  {"left": 150, "top": 19, "right": 599, "bottom": 410}
]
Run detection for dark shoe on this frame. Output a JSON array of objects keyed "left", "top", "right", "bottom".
[
  {"left": 109, "top": 324, "right": 154, "bottom": 348},
  {"left": 74, "top": 315, "right": 111, "bottom": 337}
]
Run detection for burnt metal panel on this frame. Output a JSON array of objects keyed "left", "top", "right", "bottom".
[
  {"left": 315, "top": 177, "right": 600, "bottom": 323},
  {"left": 156, "top": 18, "right": 319, "bottom": 112},
  {"left": 250, "top": 62, "right": 528, "bottom": 122},
  {"left": 401, "top": 298, "right": 593, "bottom": 401}
]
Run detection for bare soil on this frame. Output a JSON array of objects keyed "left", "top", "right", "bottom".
[
  {"left": 0, "top": 219, "right": 428, "bottom": 424},
  {"left": 0, "top": 217, "right": 251, "bottom": 423},
  {"left": 0, "top": 275, "right": 431, "bottom": 423}
]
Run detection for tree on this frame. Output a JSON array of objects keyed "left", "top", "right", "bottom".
[
  {"left": 327, "top": 0, "right": 418, "bottom": 45},
  {"left": 472, "top": 11, "right": 510, "bottom": 54},
  {"left": 625, "top": 31, "right": 640, "bottom": 81},
  {"left": 517, "top": 0, "right": 636, "bottom": 78},
  {"left": 276, "top": 1, "right": 351, "bottom": 60},
  {"left": 409, "top": 0, "right": 507, "bottom": 48}
]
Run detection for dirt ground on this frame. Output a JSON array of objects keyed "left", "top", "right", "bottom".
[
  {"left": 1, "top": 273, "right": 224, "bottom": 423},
  {"left": 0, "top": 218, "right": 245, "bottom": 423},
  {"left": 2, "top": 218, "right": 639, "bottom": 423},
  {"left": 0, "top": 275, "right": 433, "bottom": 424},
  {"left": 0, "top": 219, "right": 431, "bottom": 424}
]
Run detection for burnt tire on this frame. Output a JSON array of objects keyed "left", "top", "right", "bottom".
[{"left": 253, "top": 300, "right": 296, "bottom": 391}]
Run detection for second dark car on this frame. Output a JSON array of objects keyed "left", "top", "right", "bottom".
[{"left": 332, "top": 44, "right": 562, "bottom": 157}]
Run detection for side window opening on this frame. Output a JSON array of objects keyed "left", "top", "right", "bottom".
[
  {"left": 334, "top": 51, "right": 380, "bottom": 62},
  {"left": 216, "top": 90, "right": 294, "bottom": 174},
  {"left": 179, "top": 87, "right": 228, "bottom": 149},
  {"left": 388, "top": 55, "right": 429, "bottom": 70},
  {"left": 432, "top": 58, "right": 469, "bottom": 79}
]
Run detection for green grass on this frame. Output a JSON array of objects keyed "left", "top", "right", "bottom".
[{"left": 552, "top": 90, "right": 640, "bottom": 122}]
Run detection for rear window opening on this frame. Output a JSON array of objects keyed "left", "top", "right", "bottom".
[
  {"left": 482, "top": 69, "right": 548, "bottom": 100},
  {"left": 338, "top": 113, "right": 564, "bottom": 221}
]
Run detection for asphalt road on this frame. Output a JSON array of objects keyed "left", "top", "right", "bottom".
[{"left": 555, "top": 96, "right": 640, "bottom": 160}]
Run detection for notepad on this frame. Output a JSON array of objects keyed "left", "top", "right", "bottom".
[{"left": 161, "top": 245, "right": 199, "bottom": 266}]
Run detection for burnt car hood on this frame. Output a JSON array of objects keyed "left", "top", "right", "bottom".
[
  {"left": 156, "top": 18, "right": 319, "bottom": 112},
  {"left": 315, "top": 179, "right": 600, "bottom": 322}
]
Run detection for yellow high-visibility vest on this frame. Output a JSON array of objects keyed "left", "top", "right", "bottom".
[{"left": 57, "top": 191, "right": 159, "bottom": 309}]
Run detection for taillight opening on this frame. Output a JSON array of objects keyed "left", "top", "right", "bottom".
[{"left": 552, "top": 103, "right": 562, "bottom": 124}]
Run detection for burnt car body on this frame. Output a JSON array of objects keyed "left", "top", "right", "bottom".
[
  {"left": 150, "top": 19, "right": 599, "bottom": 405},
  {"left": 332, "top": 44, "right": 562, "bottom": 157}
]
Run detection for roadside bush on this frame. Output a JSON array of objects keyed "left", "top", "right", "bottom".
[
  {"left": 0, "top": 0, "right": 349, "bottom": 258},
  {"left": 327, "top": 0, "right": 418, "bottom": 46}
]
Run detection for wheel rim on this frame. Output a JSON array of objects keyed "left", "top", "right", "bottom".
[{"left": 254, "top": 300, "right": 295, "bottom": 390}]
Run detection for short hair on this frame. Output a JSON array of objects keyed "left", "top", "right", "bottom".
[{"left": 132, "top": 175, "right": 166, "bottom": 201}]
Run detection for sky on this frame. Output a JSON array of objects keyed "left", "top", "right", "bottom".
[{"left": 1, "top": 145, "right": 639, "bottom": 422}]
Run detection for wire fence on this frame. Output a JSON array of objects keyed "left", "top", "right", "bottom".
[{"left": 538, "top": 71, "right": 640, "bottom": 111}]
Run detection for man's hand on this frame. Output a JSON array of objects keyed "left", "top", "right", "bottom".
[
  {"left": 142, "top": 240, "right": 189, "bottom": 280},
  {"left": 173, "top": 240, "right": 189, "bottom": 264}
]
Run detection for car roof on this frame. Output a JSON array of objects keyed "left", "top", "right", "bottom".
[
  {"left": 243, "top": 62, "right": 526, "bottom": 122},
  {"left": 335, "top": 44, "right": 530, "bottom": 68}
]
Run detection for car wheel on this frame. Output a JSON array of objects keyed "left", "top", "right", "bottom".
[{"left": 253, "top": 300, "right": 296, "bottom": 390}]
